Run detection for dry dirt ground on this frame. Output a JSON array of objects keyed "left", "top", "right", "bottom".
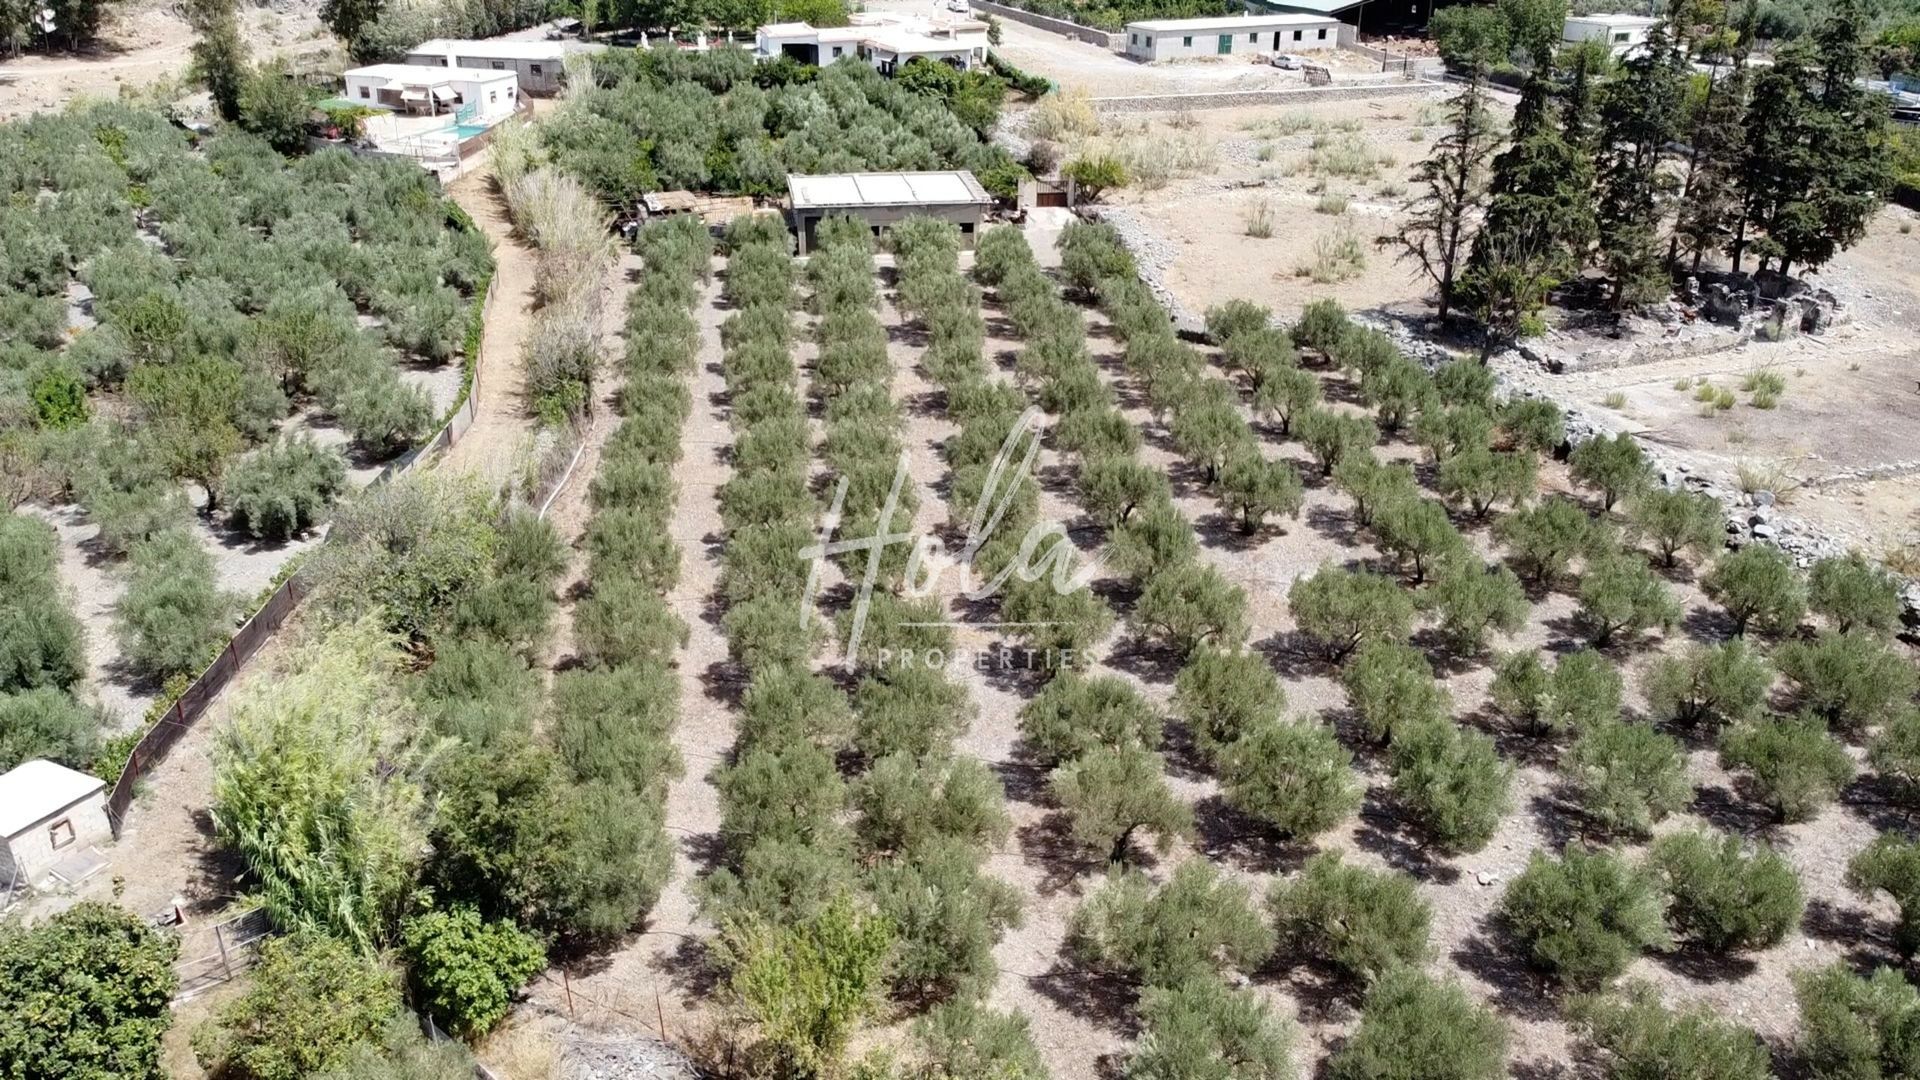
[
  {"left": 0, "top": 0, "right": 332, "bottom": 120},
  {"left": 1524, "top": 205, "right": 1920, "bottom": 559},
  {"left": 1016, "top": 93, "right": 1465, "bottom": 317},
  {"left": 521, "top": 219, "right": 1918, "bottom": 1079}
]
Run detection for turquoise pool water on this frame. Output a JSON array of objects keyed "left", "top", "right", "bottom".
[{"left": 452, "top": 123, "right": 489, "bottom": 138}]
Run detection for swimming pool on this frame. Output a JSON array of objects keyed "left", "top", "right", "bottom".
[{"left": 451, "top": 123, "right": 489, "bottom": 139}]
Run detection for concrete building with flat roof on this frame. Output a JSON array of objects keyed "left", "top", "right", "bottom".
[
  {"left": 0, "top": 759, "right": 111, "bottom": 891},
  {"left": 404, "top": 38, "right": 571, "bottom": 94},
  {"left": 1563, "top": 13, "right": 1659, "bottom": 54},
  {"left": 787, "top": 171, "right": 993, "bottom": 253},
  {"left": 1123, "top": 12, "right": 1350, "bottom": 61},
  {"left": 755, "top": 12, "right": 990, "bottom": 72},
  {"left": 342, "top": 63, "right": 519, "bottom": 120}
]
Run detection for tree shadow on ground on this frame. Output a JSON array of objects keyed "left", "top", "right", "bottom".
[
  {"left": 1844, "top": 773, "right": 1920, "bottom": 835},
  {"left": 1192, "top": 794, "right": 1312, "bottom": 875},
  {"left": 1652, "top": 940, "right": 1760, "bottom": 983},
  {"left": 1028, "top": 960, "right": 1142, "bottom": 1038},
  {"left": 1016, "top": 812, "right": 1107, "bottom": 897},
  {"left": 1691, "top": 782, "right": 1783, "bottom": 838},
  {"left": 1303, "top": 503, "right": 1364, "bottom": 547},
  {"left": 1258, "top": 951, "right": 1360, "bottom": 1025},
  {"left": 647, "top": 932, "right": 725, "bottom": 1000},
  {"left": 1195, "top": 511, "right": 1268, "bottom": 553},
  {"left": 1251, "top": 629, "right": 1337, "bottom": 681},
  {"left": 1353, "top": 794, "right": 1461, "bottom": 885},
  {"left": 1802, "top": 897, "right": 1894, "bottom": 973},
  {"left": 1103, "top": 636, "right": 1186, "bottom": 686},
  {"left": 186, "top": 809, "right": 247, "bottom": 916},
  {"left": 1449, "top": 919, "right": 1562, "bottom": 1023}
]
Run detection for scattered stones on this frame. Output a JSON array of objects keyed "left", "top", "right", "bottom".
[{"left": 1475, "top": 870, "right": 1499, "bottom": 887}]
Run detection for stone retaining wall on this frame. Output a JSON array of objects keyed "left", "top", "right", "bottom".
[
  {"left": 968, "top": 0, "right": 1124, "bottom": 48},
  {"left": 1090, "top": 80, "right": 1437, "bottom": 112}
]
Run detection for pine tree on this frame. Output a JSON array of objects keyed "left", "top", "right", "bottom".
[
  {"left": 1383, "top": 64, "right": 1503, "bottom": 321},
  {"left": 1671, "top": 4, "right": 1755, "bottom": 273},
  {"left": 1462, "top": 48, "right": 1595, "bottom": 347},
  {"left": 1596, "top": 19, "right": 1688, "bottom": 307}
]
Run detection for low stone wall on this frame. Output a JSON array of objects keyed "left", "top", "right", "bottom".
[
  {"left": 968, "top": 0, "right": 1124, "bottom": 48},
  {"left": 1090, "top": 80, "right": 1439, "bottom": 113}
]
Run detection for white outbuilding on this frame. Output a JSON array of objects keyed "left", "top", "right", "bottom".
[
  {"left": 755, "top": 12, "right": 991, "bottom": 72},
  {"left": 341, "top": 63, "right": 520, "bottom": 121},
  {"left": 1562, "top": 13, "right": 1659, "bottom": 54},
  {"left": 1123, "top": 12, "right": 1349, "bottom": 61},
  {"left": 0, "top": 759, "right": 112, "bottom": 890},
  {"left": 404, "top": 38, "right": 572, "bottom": 95}
]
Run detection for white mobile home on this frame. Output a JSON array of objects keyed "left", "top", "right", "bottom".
[
  {"left": 1124, "top": 13, "right": 1348, "bottom": 61},
  {"left": 404, "top": 38, "right": 570, "bottom": 95},
  {"left": 0, "top": 759, "right": 112, "bottom": 890},
  {"left": 1562, "top": 13, "right": 1658, "bottom": 54},
  {"left": 342, "top": 64, "right": 519, "bottom": 120}
]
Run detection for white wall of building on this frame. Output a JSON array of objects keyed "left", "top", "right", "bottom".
[
  {"left": 1562, "top": 15, "right": 1657, "bottom": 53},
  {"left": 1123, "top": 17, "right": 1346, "bottom": 61},
  {"left": 342, "top": 66, "right": 518, "bottom": 121},
  {"left": 405, "top": 47, "right": 566, "bottom": 94},
  {"left": 3, "top": 792, "right": 111, "bottom": 887}
]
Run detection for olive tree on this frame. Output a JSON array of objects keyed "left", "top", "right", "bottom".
[
  {"left": 114, "top": 529, "right": 236, "bottom": 681},
  {"left": 1372, "top": 497, "right": 1467, "bottom": 585},
  {"left": 1343, "top": 640, "right": 1451, "bottom": 746},
  {"left": 1720, "top": 713, "right": 1855, "bottom": 823},
  {"left": 1129, "top": 976, "right": 1297, "bottom": 1080},
  {"left": 1270, "top": 852, "right": 1431, "bottom": 983},
  {"left": 1328, "top": 968, "right": 1507, "bottom": 1080},
  {"left": 1388, "top": 721, "right": 1512, "bottom": 854},
  {"left": 1627, "top": 488, "right": 1722, "bottom": 568},
  {"left": 1296, "top": 408, "right": 1379, "bottom": 477},
  {"left": 1220, "top": 718, "right": 1362, "bottom": 842},
  {"left": 1173, "top": 647, "right": 1286, "bottom": 764},
  {"left": 1794, "top": 963, "right": 1920, "bottom": 1080},
  {"left": 1288, "top": 564, "right": 1416, "bottom": 663},
  {"left": 1488, "top": 648, "right": 1621, "bottom": 736},
  {"left": 1703, "top": 545, "right": 1808, "bottom": 637},
  {"left": 1494, "top": 496, "right": 1599, "bottom": 586},
  {"left": 1576, "top": 552, "right": 1680, "bottom": 646},
  {"left": 1808, "top": 552, "right": 1904, "bottom": 636},
  {"left": 1218, "top": 449, "right": 1304, "bottom": 535},
  {"left": 1423, "top": 559, "right": 1527, "bottom": 652},
  {"left": 1567, "top": 719, "right": 1691, "bottom": 838},
  {"left": 1017, "top": 672, "right": 1161, "bottom": 767},
  {"left": 1643, "top": 641, "right": 1773, "bottom": 730},
  {"left": 1776, "top": 631, "right": 1918, "bottom": 732},
  {"left": 1570, "top": 982, "right": 1770, "bottom": 1080},
  {"left": 1051, "top": 745, "right": 1193, "bottom": 865},
  {"left": 1648, "top": 830, "right": 1802, "bottom": 952},
  {"left": 1568, "top": 433, "right": 1650, "bottom": 511},
  {"left": 1067, "top": 861, "right": 1275, "bottom": 988},
  {"left": 1499, "top": 845, "right": 1670, "bottom": 987},
  {"left": 1133, "top": 561, "right": 1249, "bottom": 659},
  {"left": 1848, "top": 835, "right": 1920, "bottom": 958}
]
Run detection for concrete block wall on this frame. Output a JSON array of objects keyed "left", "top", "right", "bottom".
[
  {"left": 967, "top": 0, "right": 1125, "bottom": 48},
  {"left": 1088, "top": 80, "right": 1435, "bottom": 113}
]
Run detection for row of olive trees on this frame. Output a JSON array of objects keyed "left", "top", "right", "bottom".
[{"left": 0, "top": 511, "right": 96, "bottom": 773}]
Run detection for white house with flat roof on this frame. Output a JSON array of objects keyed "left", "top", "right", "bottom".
[
  {"left": 788, "top": 171, "right": 993, "bottom": 253},
  {"left": 1563, "top": 13, "right": 1659, "bottom": 54},
  {"left": 0, "top": 759, "right": 112, "bottom": 891},
  {"left": 1124, "top": 12, "right": 1349, "bottom": 61},
  {"left": 342, "top": 63, "right": 519, "bottom": 120},
  {"left": 756, "top": 12, "right": 990, "bottom": 72},
  {"left": 404, "top": 38, "right": 570, "bottom": 94}
]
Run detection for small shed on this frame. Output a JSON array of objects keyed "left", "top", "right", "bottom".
[
  {"left": 1123, "top": 13, "right": 1348, "bottom": 62},
  {"left": 0, "top": 759, "right": 112, "bottom": 890},
  {"left": 405, "top": 38, "right": 572, "bottom": 95},
  {"left": 1562, "top": 13, "right": 1658, "bottom": 54},
  {"left": 787, "top": 171, "right": 994, "bottom": 254}
]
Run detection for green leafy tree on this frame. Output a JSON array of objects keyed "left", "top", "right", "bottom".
[
  {"left": 1849, "top": 835, "right": 1920, "bottom": 957},
  {"left": 1343, "top": 640, "right": 1451, "bottom": 746},
  {"left": 723, "top": 896, "right": 894, "bottom": 1079},
  {"left": 1794, "top": 963, "right": 1920, "bottom": 1080},
  {"left": 1703, "top": 545, "right": 1808, "bottom": 636},
  {"left": 1373, "top": 497, "right": 1466, "bottom": 585},
  {"left": 1220, "top": 718, "right": 1362, "bottom": 841},
  {"left": 114, "top": 529, "right": 235, "bottom": 682},
  {"left": 1332, "top": 453, "right": 1417, "bottom": 529},
  {"left": 1295, "top": 408, "right": 1378, "bottom": 477},
  {"left": 1494, "top": 495, "right": 1598, "bottom": 586},
  {"left": 1577, "top": 552, "right": 1680, "bottom": 646},
  {"left": 1643, "top": 640, "right": 1772, "bottom": 730},
  {"left": 223, "top": 434, "right": 349, "bottom": 541},
  {"left": 1133, "top": 561, "right": 1249, "bottom": 659},
  {"left": 1106, "top": 502, "right": 1200, "bottom": 582},
  {"left": 1082, "top": 455, "right": 1170, "bottom": 529},
  {"left": 1500, "top": 845, "right": 1670, "bottom": 987},
  {"left": 0, "top": 902, "right": 180, "bottom": 1080},
  {"left": 1870, "top": 709, "right": 1920, "bottom": 807},
  {"left": 1287, "top": 564, "right": 1416, "bottom": 663},
  {"left": 1628, "top": 488, "right": 1722, "bottom": 567},
  {"left": 1424, "top": 559, "right": 1528, "bottom": 652},
  {"left": 854, "top": 752, "right": 1009, "bottom": 858},
  {"left": 869, "top": 839, "right": 1021, "bottom": 1001},
  {"left": 1173, "top": 647, "right": 1285, "bottom": 764},
  {"left": 1270, "top": 852, "right": 1431, "bottom": 983},
  {"left": 1438, "top": 448, "right": 1536, "bottom": 519},
  {"left": 1720, "top": 712, "right": 1855, "bottom": 823},
  {"left": 1128, "top": 975, "right": 1297, "bottom": 1080},
  {"left": 1809, "top": 551, "right": 1904, "bottom": 635},
  {"left": 909, "top": 999, "right": 1047, "bottom": 1080},
  {"left": 1489, "top": 648, "right": 1620, "bottom": 736},
  {"left": 1388, "top": 721, "right": 1512, "bottom": 854},
  {"left": 1570, "top": 982, "right": 1770, "bottom": 1080},
  {"left": 186, "top": 0, "right": 248, "bottom": 121},
  {"left": 1017, "top": 672, "right": 1160, "bottom": 768},
  {"left": 1051, "top": 745, "right": 1193, "bottom": 865},
  {"left": 1569, "top": 434, "right": 1651, "bottom": 511},
  {"left": 1499, "top": 398, "right": 1566, "bottom": 455},
  {"left": 0, "top": 512, "right": 87, "bottom": 694},
  {"left": 1648, "top": 830, "right": 1802, "bottom": 952},
  {"left": 1776, "top": 631, "right": 1918, "bottom": 731},
  {"left": 1064, "top": 155, "right": 1127, "bottom": 201},
  {"left": 1328, "top": 968, "right": 1508, "bottom": 1080},
  {"left": 1567, "top": 719, "right": 1691, "bottom": 838},
  {"left": 1251, "top": 363, "right": 1320, "bottom": 436},
  {"left": 239, "top": 61, "right": 315, "bottom": 154},
  {"left": 1594, "top": 20, "right": 1687, "bottom": 306},
  {"left": 194, "top": 934, "right": 400, "bottom": 1080},
  {"left": 399, "top": 906, "right": 545, "bottom": 1039},
  {"left": 1067, "top": 861, "right": 1275, "bottom": 988},
  {"left": 1219, "top": 450, "right": 1304, "bottom": 535}
]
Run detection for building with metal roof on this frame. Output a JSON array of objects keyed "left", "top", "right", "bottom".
[{"left": 787, "top": 171, "right": 994, "bottom": 253}]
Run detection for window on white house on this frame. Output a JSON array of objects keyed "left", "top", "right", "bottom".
[
  {"left": 1316, "top": 27, "right": 1327, "bottom": 38},
  {"left": 531, "top": 64, "right": 543, "bottom": 74},
  {"left": 1613, "top": 31, "right": 1629, "bottom": 41},
  {"left": 1293, "top": 29, "right": 1302, "bottom": 39},
  {"left": 358, "top": 85, "right": 369, "bottom": 99},
  {"left": 48, "top": 819, "right": 74, "bottom": 849},
  {"left": 1182, "top": 35, "right": 1192, "bottom": 45}
]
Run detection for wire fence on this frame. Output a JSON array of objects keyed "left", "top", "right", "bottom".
[
  {"left": 105, "top": 273, "right": 497, "bottom": 838},
  {"left": 171, "top": 907, "right": 273, "bottom": 1002}
]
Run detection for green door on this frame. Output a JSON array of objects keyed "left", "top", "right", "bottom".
[{"left": 1217, "top": 33, "right": 1233, "bottom": 54}]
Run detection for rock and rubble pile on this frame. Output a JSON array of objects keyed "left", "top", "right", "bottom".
[{"left": 560, "top": 1033, "right": 703, "bottom": 1080}]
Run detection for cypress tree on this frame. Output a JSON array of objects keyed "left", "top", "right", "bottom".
[
  {"left": 1595, "top": 18, "right": 1688, "bottom": 308},
  {"left": 185, "top": 0, "right": 249, "bottom": 123},
  {"left": 1383, "top": 59, "right": 1503, "bottom": 322},
  {"left": 1671, "top": 3, "right": 1756, "bottom": 273}
]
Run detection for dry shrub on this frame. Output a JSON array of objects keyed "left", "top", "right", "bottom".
[
  {"left": 1244, "top": 197, "right": 1274, "bottom": 238},
  {"left": 503, "top": 167, "right": 615, "bottom": 308},
  {"left": 1109, "top": 131, "right": 1217, "bottom": 189},
  {"left": 1309, "top": 133, "right": 1389, "bottom": 180},
  {"left": 1296, "top": 224, "right": 1367, "bottom": 284},
  {"left": 1734, "top": 457, "right": 1804, "bottom": 504},
  {"left": 1029, "top": 87, "right": 1101, "bottom": 142}
]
